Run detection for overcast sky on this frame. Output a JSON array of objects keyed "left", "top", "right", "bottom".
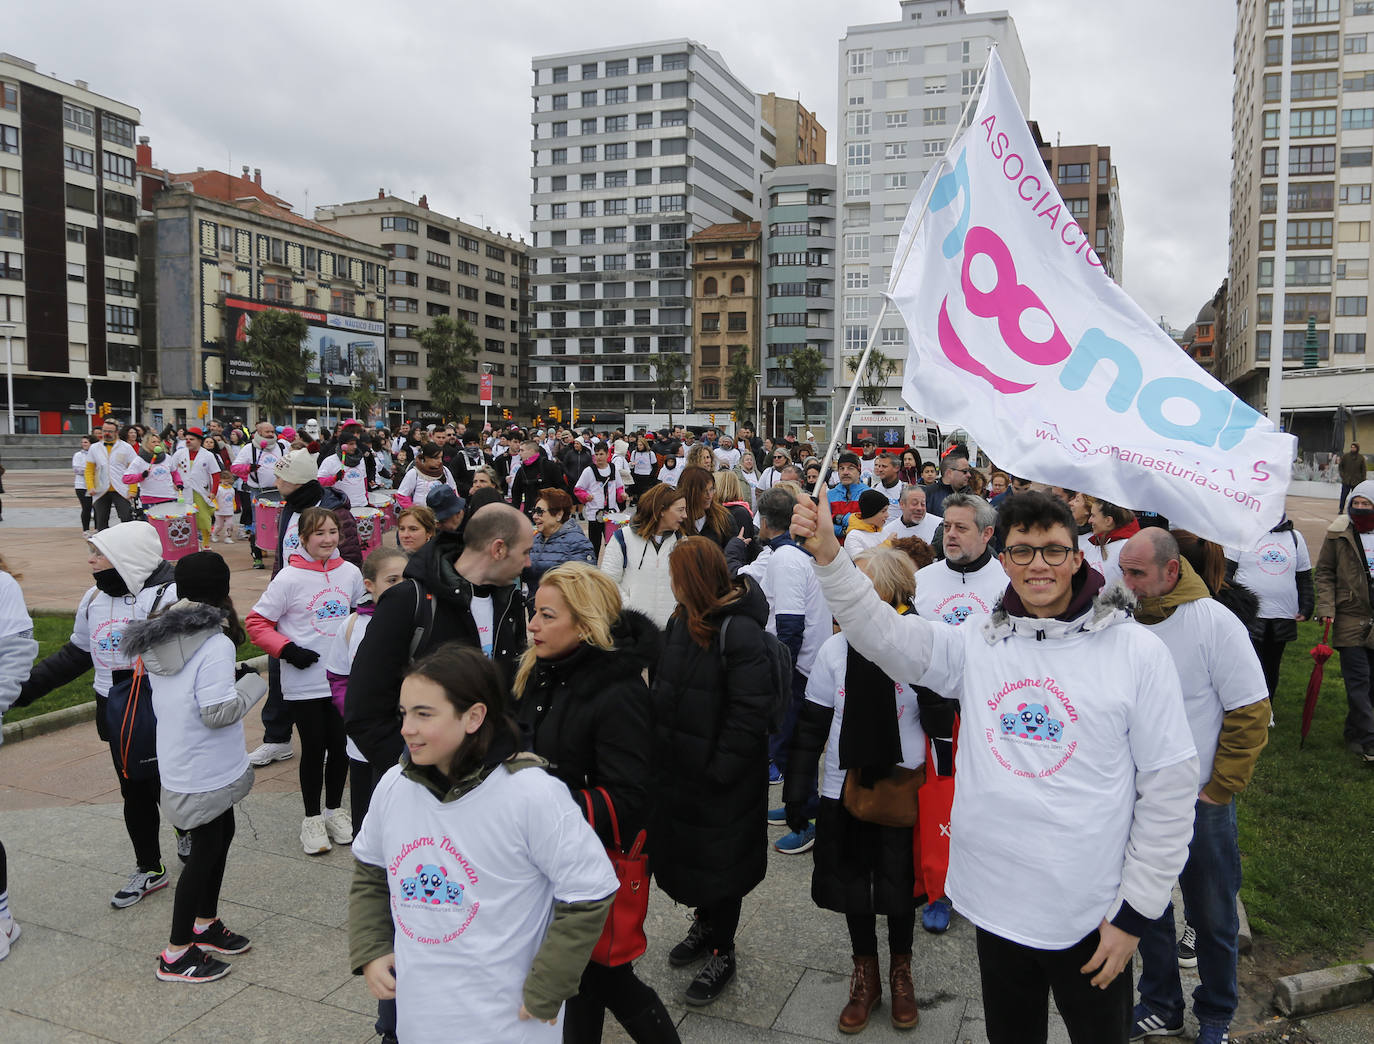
[{"left": 8, "top": 0, "right": 1234, "bottom": 328}]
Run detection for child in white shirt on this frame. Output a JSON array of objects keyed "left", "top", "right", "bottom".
[{"left": 211, "top": 474, "right": 237, "bottom": 543}]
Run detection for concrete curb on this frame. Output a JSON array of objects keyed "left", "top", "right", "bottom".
[
  {"left": 1273, "top": 963, "right": 1374, "bottom": 1017},
  {"left": 2, "top": 655, "right": 271, "bottom": 746}
]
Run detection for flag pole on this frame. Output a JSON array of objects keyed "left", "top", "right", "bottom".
[{"left": 809, "top": 47, "right": 997, "bottom": 501}]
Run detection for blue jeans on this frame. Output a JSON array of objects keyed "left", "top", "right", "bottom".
[{"left": 1136, "top": 799, "right": 1241, "bottom": 1028}]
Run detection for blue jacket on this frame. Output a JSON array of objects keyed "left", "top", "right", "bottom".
[
  {"left": 529, "top": 517, "right": 596, "bottom": 581},
  {"left": 827, "top": 482, "right": 867, "bottom": 539}
]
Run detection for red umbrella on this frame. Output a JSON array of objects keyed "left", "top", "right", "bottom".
[{"left": 1301, "top": 620, "right": 1334, "bottom": 749}]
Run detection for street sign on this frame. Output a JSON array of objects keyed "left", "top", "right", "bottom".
[
  {"left": 478, "top": 373, "right": 493, "bottom": 406},
  {"left": 85, "top": 398, "right": 96, "bottom": 413}
]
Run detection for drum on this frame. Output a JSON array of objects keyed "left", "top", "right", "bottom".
[
  {"left": 145, "top": 501, "right": 199, "bottom": 561},
  {"left": 253, "top": 489, "right": 284, "bottom": 556},
  {"left": 367, "top": 490, "right": 396, "bottom": 532},
  {"left": 603, "top": 511, "right": 632, "bottom": 546},
  {"left": 352, "top": 506, "right": 384, "bottom": 557}
]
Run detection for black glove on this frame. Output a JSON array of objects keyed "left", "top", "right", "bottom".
[
  {"left": 784, "top": 802, "right": 810, "bottom": 834},
  {"left": 234, "top": 664, "right": 259, "bottom": 681},
  {"left": 279, "top": 643, "right": 319, "bottom": 670},
  {"left": 930, "top": 736, "right": 955, "bottom": 777}
]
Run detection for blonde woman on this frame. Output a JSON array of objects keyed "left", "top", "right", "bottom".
[
  {"left": 712, "top": 470, "right": 756, "bottom": 540},
  {"left": 513, "top": 564, "right": 678, "bottom": 1044}
]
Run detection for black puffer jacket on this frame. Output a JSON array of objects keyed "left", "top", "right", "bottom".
[
  {"left": 649, "top": 579, "right": 772, "bottom": 906},
  {"left": 345, "top": 531, "right": 525, "bottom": 769},
  {"left": 513, "top": 610, "right": 661, "bottom": 847},
  {"left": 510, "top": 450, "right": 571, "bottom": 517}
]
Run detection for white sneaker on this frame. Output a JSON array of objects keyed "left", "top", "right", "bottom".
[
  {"left": 210, "top": 533, "right": 219, "bottom": 543},
  {"left": 324, "top": 809, "right": 354, "bottom": 845},
  {"left": 0, "top": 918, "right": 18, "bottom": 961},
  {"left": 300, "top": 816, "right": 331, "bottom": 855},
  {"left": 248, "top": 742, "right": 294, "bottom": 767},
  {"left": 224, "top": 536, "right": 234, "bottom": 544}
]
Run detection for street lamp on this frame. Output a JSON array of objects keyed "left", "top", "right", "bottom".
[
  {"left": 324, "top": 378, "right": 332, "bottom": 432},
  {"left": 754, "top": 372, "right": 762, "bottom": 433},
  {"left": 0, "top": 322, "right": 16, "bottom": 435},
  {"left": 348, "top": 371, "right": 358, "bottom": 425},
  {"left": 681, "top": 380, "right": 689, "bottom": 419},
  {"left": 568, "top": 382, "right": 576, "bottom": 428}
]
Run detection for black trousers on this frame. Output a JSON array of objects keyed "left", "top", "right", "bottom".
[
  {"left": 696, "top": 896, "right": 743, "bottom": 952},
  {"left": 1250, "top": 622, "right": 1289, "bottom": 702},
  {"left": 846, "top": 910, "right": 916, "bottom": 957},
  {"left": 169, "top": 810, "right": 235, "bottom": 946},
  {"left": 293, "top": 697, "right": 347, "bottom": 817},
  {"left": 563, "top": 961, "right": 679, "bottom": 1044},
  {"left": 349, "top": 758, "right": 379, "bottom": 830},
  {"left": 75, "top": 489, "right": 93, "bottom": 531},
  {"left": 108, "top": 745, "right": 162, "bottom": 871},
  {"left": 975, "top": 926, "right": 1132, "bottom": 1044},
  {"left": 260, "top": 658, "right": 294, "bottom": 745},
  {"left": 93, "top": 491, "right": 133, "bottom": 531}
]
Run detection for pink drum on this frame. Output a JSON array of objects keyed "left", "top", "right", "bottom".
[
  {"left": 367, "top": 491, "right": 396, "bottom": 532},
  {"left": 253, "top": 490, "right": 284, "bottom": 556},
  {"left": 602, "top": 511, "right": 632, "bottom": 547},
  {"left": 145, "top": 501, "right": 199, "bottom": 561},
  {"left": 352, "top": 506, "right": 384, "bottom": 557}
]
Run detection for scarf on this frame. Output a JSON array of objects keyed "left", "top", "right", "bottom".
[
  {"left": 139, "top": 446, "right": 167, "bottom": 466},
  {"left": 1089, "top": 518, "right": 1141, "bottom": 550},
  {"left": 837, "top": 604, "right": 910, "bottom": 782},
  {"left": 1351, "top": 506, "right": 1374, "bottom": 534},
  {"left": 1132, "top": 557, "right": 1211, "bottom": 625},
  {"left": 93, "top": 567, "right": 129, "bottom": 597}
]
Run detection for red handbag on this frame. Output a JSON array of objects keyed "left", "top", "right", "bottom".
[
  {"left": 581, "top": 786, "right": 649, "bottom": 967},
  {"left": 915, "top": 722, "right": 958, "bottom": 901}
]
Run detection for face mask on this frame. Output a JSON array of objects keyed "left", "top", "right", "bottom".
[
  {"left": 93, "top": 567, "right": 129, "bottom": 597},
  {"left": 258, "top": 435, "right": 276, "bottom": 449},
  {"left": 1351, "top": 506, "right": 1374, "bottom": 534}
]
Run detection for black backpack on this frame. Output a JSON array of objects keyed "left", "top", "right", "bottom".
[{"left": 718, "top": 616, "right": 793, "bottom": 732}]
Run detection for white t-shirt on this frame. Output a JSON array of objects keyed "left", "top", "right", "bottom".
[
  {"left": 1227, "top": 529, "right": 1312, "bottom": 621},
  {"left": 713, "top": 447, "right": 741, "bottom": 471},
  {"left": 631, "top": 451, "right": 656, "bottom": 476},
  {"left": 150, "top": 630, "right": 251, "bottom": 794},
  {"left": 881, "top": 512, "right": 942, "bottom": 546},
  {"left": 214, "top": 486, "right": 236, "bottom": 516},
  {"left": 172, "top": 447, "right": 220, "bottom": 502},
  {"left": 914, "top": 557, "right": 1008, "bottom": 628},
  {"left": 575, "top": 465, "right": 624, "bottom": 515},
  {"left": 1360, "top": 531, "right": 1374, "bottom": 578},
  {"left": 72, "top": 580, "right": 177, "bottom": 697},
  {"left": 806, "top": 633, "right": 926, "bottom": 800},
  {"left": 761, "top": 541, "right": 830, "bottom": 676},
  {"left": 869, "top": 479, "right": 904, "bottom": 524},
  {"left": 842, "top": 526, "right": 887, "bottom": 557},
  {"left": 126, "top": 455, "right": 181, "bottom": 502},
  {"left": 251, "top": 557, "right": 366, "bottom": 701},
  {"left": 657, "top": 462, "right": 682, "bottom": 489},
  {"left": 72, "top": 449, "right": 87, "bottom": 490},
  {"left": 470, "top": 595, "right": 494, "bottom": 657},
  {"left": 352, "top": 764, "right": 618, "bottom": 1044},
  {"left": 320, "top": 454, "right": 369, "bottom": 507},
  {"left": 398, "top": 467, "right": 454, "bottom": 507},
  {"left": 1080, "top": 533, "right": 1126, "bottom": 589},
  {"left": 1143, "top": 598, "right": 1269, "bottom": 789},
  {"left": 233, "top": 439, "right": 288, "bottom": 490}
]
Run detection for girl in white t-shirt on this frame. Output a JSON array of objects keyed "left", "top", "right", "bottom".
[
  {"left": 349, "top": 645, "right": 618, "bottom": 1044},
  {"left": 211, "top": 474, "right": 237, "bottom": 543},
  {"left": 395, "top": 444, "right": 454, "bottom": 509},
  {"left": 247, "top": 507, "right": 366, "bottom": 856}
]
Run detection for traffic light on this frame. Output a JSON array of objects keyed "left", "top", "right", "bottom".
[
  {"left": 573, "top": 407, "right": 580, "bottom": 423},
  {"left": 551, "top": 405, "right": 562, "bottom": 422},
  {"left": 502, "top": 408, "right": 512, "bottom": 420},
  {"left": 709, "top": 413, "right": 716, "bottom": 425},
  {"left": 101, "top": 401, "right": 113, "bottom": 418},
  {"left": 730, "top": 411, "right": 736, "bottom": 422},
  {"left": 589, "top": 414, "right": 596, "bottom": 423}
]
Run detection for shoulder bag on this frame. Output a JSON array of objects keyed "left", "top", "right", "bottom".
[{"left": 581, "top": 785, "right": 649, "bottom": 967}]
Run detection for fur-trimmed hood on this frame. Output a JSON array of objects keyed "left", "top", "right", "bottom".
[
  {"left": 984, "top": 579, "right": 1136, "bottom": 645},
  {"left": 122, "top": 599, "right": 228, "bottom": 675}
]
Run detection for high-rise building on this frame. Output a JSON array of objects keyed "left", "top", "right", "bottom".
[
  {"left": 0, "top": 53, "right": 141, "bottom": 434},
  {"left": 1223, "top": 0, "right": 1374, "bottom": 449},
  {"left": 761, "top": 165, "right": 837, "bottom": 434},
  {"left": 316, "top": 194, "right": 529, "bottom": 426},
  {"left": 528, "top": 41, "right": 768, "bottom": 421},
  {"left": 758, "top": 93, "right": 827, "bottom": 167},
  {"left": 688, "top": 221, "right": 761, "bottom": 416},
  {"left": 1031, "top": 125, "right": 1125, "bottom": 283},
  {"left": 836, "top": 1, "right": 1029, "bottom": 408}
]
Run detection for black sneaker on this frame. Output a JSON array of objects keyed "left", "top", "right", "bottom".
[
  {"left": 156, "top": 944, "right": 231, "bottom": 983},
  {"left": 194, "top": 919, "right": 251, "bottom": 955},
  {"left": 668, "top": 915, "right": 710, "bottom": 967},
  {"left": 1176, "top": 923, "right": 1197, "bottom": 969},
  {"left": 684, "top": 948, "right": 736, "bottom": 1006},
  {"left": 112, "top": 866, "right": 169, "bottom": 909}
]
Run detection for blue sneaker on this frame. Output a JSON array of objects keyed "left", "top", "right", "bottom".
[
  {"left": 773, "top": 823, "right": 815, "bottom": 855},
  {"left": 768, "top": 762, "right": 784, "bottom": 784},
  {"left": 922, "top": 897, "right": 951, "bottom": 933},
  {"left": 1194, "top": 1025, "right": 1229, "bottom": 1044},
  {"left": 1129, "top": 1002, "right": 1184, "bottom": 1040},
  {"left": 767, "top": 807, "right": 787, "bottom": 826}
]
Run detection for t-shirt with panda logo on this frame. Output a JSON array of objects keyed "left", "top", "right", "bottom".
[
  {"left": 251, "top": 554, "right": 366, "bottom": 701},
  {"left": 913, "top": 556, "right": 1008, "bottom": 631},
  {"left": 72, "top": 581, "right": 178, "bottom": 698},
  {"left": 1226, "top": 529, "right": 1312, "bottom": 621}
]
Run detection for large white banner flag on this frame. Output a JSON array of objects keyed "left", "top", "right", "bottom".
[{"left": 887, "top": 49, "right": 1294, "bottom": 549}]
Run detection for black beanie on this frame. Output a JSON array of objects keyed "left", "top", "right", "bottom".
[
  {"left": 858, "top": 489, "right": 889, "bottom": 519},
  {"left": 174, "top": 551, "right": 231, "bottom": 605}
]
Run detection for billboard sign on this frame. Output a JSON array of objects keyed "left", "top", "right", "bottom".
[{"left": 223, "top": 297, "right": 385, "bottom": 400}]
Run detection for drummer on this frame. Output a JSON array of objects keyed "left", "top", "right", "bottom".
[
  {"left": 171, "top": 428, "right": 219, "bottom": 551},
  {"left": 231, "top": 421, "right": 290, "bottom": 571},
  {"left": 426, "top": 486, "right": 465, "bottom": 534},
  {"left": 318, "top": 431, "right": 369, "bottom": 508}
]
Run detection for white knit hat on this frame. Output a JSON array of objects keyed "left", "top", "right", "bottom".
[
  {"left": 91, "top": 522, "right": 165, "bottom": 593},
  {"left": 273, "top": 449, "right": 319, "bottom": 485}
]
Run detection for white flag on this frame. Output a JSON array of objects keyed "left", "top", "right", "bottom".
[{"left": 886, "top": 49, "right": 1293, "bottom": 549}]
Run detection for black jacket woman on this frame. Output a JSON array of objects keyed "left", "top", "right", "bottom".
[
  {"left": 677, "top": 466, "right": 735, "bottom": 548},
  {"left": 650, "top": 536, "right": 773, "bottom": 1008},
  {"left": 511, "top": 563, "right": 680, "bottom": 1044}
]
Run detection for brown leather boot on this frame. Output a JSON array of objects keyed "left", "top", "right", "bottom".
[
  {"left": 838, "top": 954, "right": 882, "bottom": 1034},
  {"left": 888, "top": 953, "right": 919, "bottom": 1030}
]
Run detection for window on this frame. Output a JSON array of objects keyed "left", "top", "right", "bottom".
[
  {"left": 1260, "top": 221, "right": 1276, "bottom": 249},
  {"left": 884, "top": 142, "right": 908, "bottom": 160},
  {"left": 108, "top": 272, "right": 136, "bottom": 297},
  {"left": 582, "top": 63, "right": 598, "bottom": 80},
  {"left": 883, "top": 173, "right": 908, "bottom": 190},
  {"left": 961, "top": 69, "right": 979, "bottom": 96},
  {"left": 846, "top": 109, "right": 871, "bottom": 137},
  {"left": 1262, "top": 147, "right": 1279, "bottom": 176},
  {"left": 63, "top": 102, "right": 93, "bottom": 134},
  {"left": 1264, "top": 73, "right": 1282, "bottom": 103},
  {"left": 848, "top": 49, "right": 872, "bottom": 75},
  {"left": 1, "top": 83, "right": 15, "bottom": 112},
  {"left": 101, "top": 152, "right": 134, "bottom": 185},
  {"left": 1284, "top": 292, "right": 1330, "bottom": 321},
  {"left": 604, "top": 227, "right": 626, "bottom": 243},
  {"left": 1289, "top": 181, "right": 1334, "bottom": 210},
  {"left": 1263, "top": 110, "right": 1281, "bottom": 140},
  {"left": 0, "top": 250, "right": 21, "bottom": 280},
  {"left": 702, "top": 276, "right": 718, "bottom": 296},
  {"left": 0, "top": 167, "right": 16, "bottom": 196},
  {"left": 888, "top": 80, "right": 910, "bottom": 99},
  {"left": 1341, "top": 183, "right": 1372, "bottom": 204},
  {"left": 550, "top": 203, "right": 567, "bottom": 220},
  {"left": 636, "top": 112, "right": 653, "bottom": 129},
  {"left": 381, "top": 216, "right": 418, "bottom": 233},
  {"left": 1292, "top": 32, "right": 1339, "bottom": 63},
  {"left": 1346, "top": 71, "right": 1374, "bottom": 92},
  {"left": 104, "top": 190, "right": 136, "bottom": 222},
  {"left": 605, "top": 87, "right": 628, "bottom": 105},
  {"left": 923, "top": 140, "right": 946, "bottom": 157},
  {"left": 551, "top": 147, "right": 567, "bottom": 164},
  {"left": 605, "top": 143, "right": 627, "bottom": 160},
  {"left": 846, "top": 173, "right": 871, "bottom": 198},
  {"left": 727, "top": 312, "right": 747, "bottom": 331},
  {"left": 1058, "top": 163, "right": 1090, "bottom": 184},
  {"left": 1341, "top": 220, "right": 1370, "bottom": 241},
  {"left": 661, "top": 110, "right": 687, "bottom": 127},
  {"left": 661, "top": 81, "right": 688, "bottom": 100},
  {"left": 1292, "top": 144, "right": 1337, "bottom": 173},
  {"left": 1291, "top": 108, "right": 1337, "bottom": 136},
  {"left": 847, "top": 143, "right": 871, "bottom": 167},
  {"left": 105, "top": 228, "right": 137, "bottom": 259},
  {"left": 552, "top": 66, "right": 568, "bottom": 83},
  {"left": 552, "top": 121, "right": 568, "bottom": 138},
  {"left": 580, "top": 118, "right": 597, "bottom": 135},
  {"left": 66, "top": 222, "right": 84, "bottom": 243},
  {"left": 1347, "top": 34, "right": 1369, "bottom": 54},
  {"left": 659, "top": 194, "right": 685, "bottom": 211},
  {"left": 1258, "top": 294, "right": 1274, "bottom": 322},
  {"left": 700, "top": 312, "right": 720, "bottom": 332},
  {"left": 663, "top": 52, "right": 687, "bottom": 70},
  {"left": 604, "top": 170, "right": 628, "bottom": 188},
  {"left": 1338, "top": 296, "right": 1368, "bottom": 316},
  {"left": 389, "top": 270, "right": 419, "bottom": 286},
  {"left": 426, "top": 277, "right": 450, "bottom": 294},
  {"left": 1258, "top": 258, "right": 1274, "bottom": 287},
  {"left": 1066, "top": 198, "right": 1090, "bottom": 218},
  {"left": 580, "top": 201, "right": 596, "bottom": 218},
  {"left": 391, "top": 297, "right": 419, "bottom": 313},
  {"left": 885, "top": 111, "right": 909, "bottom": 129},
  {"left": 552, "top": 93, "right": 567, "bottom": 110},
  {"left": 924, "top": 76, "right": 947, "bottom": 94},
  {"left": 1294, "top": 0, "right": 1340, "bottom": 24},
  {"left": 64, "top": 144, "right": 94, "bottom": 173},
  {"left": 1342, "top": 147, "right": 1373, "bottom": 168},
  {"left": 1346, "top": 108, "right": 1374, "bottom": 130},
  {"left": 1336, "top": 333, "right": 1366, "bottom": 353},
  {"left": 1292, "top": 70, "right": 1339, "bottom": 99},
  {"left": 606, "top": 59, "right": 628, "bottom": 77},
  {"left": 845, "top": 326, "right": 868, "bottom": 350},
  {"left": 1265, "top": 36, "right": 1284, "bottom": 65},
  {"left": 426, "top": 250, "right": 450, "bottom": 268},
  {"left": 887, "top": 48, "right": 909, "bottom": 63},
  {"left": 638, "top": 56, "right": 654, "bottom": 73},
  {"left": 844, "top": 295, "right": 869, "bottom": 320},
  {"left": 1285, "top": 256, "right": 1332, "bottom": 284}
]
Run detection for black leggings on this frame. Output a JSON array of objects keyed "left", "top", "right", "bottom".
[
  {"left": 75, "top": 489, "right": 93, "bottom": 531},
  {"left": 350, "top": 758, "right": 378, "bottom": 829},
  {"left": 589, "top": 515, "right": 605, "bottom": 563},
  {"left": 845, "top": 910, "right": 916, "bottom": 957},
  {"left": 0, "top": 838, "right": 6, "bottom": 893},
  {"left": 563, "top": 961, "right": 680, "bottom": 1044},
  {"left": 697, "top": 896, "right": 743, "bottom": 952},
  {"left": 170, "top": 810, "right": 235, "bottom": 946},
  {"left": 293, "top": 697, "right": 347, "bottom": 817},
  {"left": 108, "top": 745, "right": 162, "bottom": 871},
  {"left": 1251, "top": 624, "right": 1289, "bottom": 702}
]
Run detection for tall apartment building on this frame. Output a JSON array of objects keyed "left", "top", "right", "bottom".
[
  {"left": 139, "top": 145, "right": 388, "bottom": 429},
  {"left": 836, "top": 1, "right": 1029, "bottom": 408},
  {"left": 0, "top": 54, "right": 141, "bottom": 434},
  {"left": 528, "top": 40, "right": 768, "bottom": 421},
  {"left": 688, "top": 221, "right": 761, "bottom": 415},
  {"left": 758, "top": 93, "right": 827, "bottom": 166},
  {"left": 1031, "top": 125, "right": 1125, "bottom": 283},
  {"left": 316, "top": 194, "right": 529, "bottom": 425},
  {"left": 1224, "top": 0, "right": 1374, "bottom": 450},
  {"left": 762, "top": 165, "right": 837, "bottom": 433}
]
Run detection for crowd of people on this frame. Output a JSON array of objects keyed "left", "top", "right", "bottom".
[{"left": 0, "top": 409, "right": 1358, "bottom": 1044}]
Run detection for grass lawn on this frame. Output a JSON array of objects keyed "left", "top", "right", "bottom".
[
  {"left": 8, "top": 610, "right": 262, "bottom": 725},
  {"left": 1238, "top": 619, "right": 1374, "bottom": 959}
]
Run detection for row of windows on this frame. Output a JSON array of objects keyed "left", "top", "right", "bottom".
[
  {"left": 548, "top": 80, "right": 687, "bottom": 110},
  {"left": 1256, "top": 292, "right": 1368, "bottom": 322},
  {"left": 541, "top": 136, "right": 687, "bottom": 169},
  {"left": 545, "top": 252, "right": 686, "bottom": 275},
  {"left": 1261, "top": 144, "right": 1374, "bottom": 175},
  {"left": 1265, "top": 32, "right": 1342, "bottom": 66},
  {"left": 547, "top": 105, "right": 690, "bottom": 138},
  {"left": 547, "top": 54, "right": 687, "bottom": 84},
  {"left": 699, "top": 312, "right": 749, "bottom": 331},
  {"left": 700, "top": 276, "right": 747, "bottom": 295}
]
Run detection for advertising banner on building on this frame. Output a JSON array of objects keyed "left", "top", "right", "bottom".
[
  {"left": 223, "top": 297, "right": 385, "bottom": 410},
  {"left": 886, "top": 49, "right": 1294, "bottom": 549}
]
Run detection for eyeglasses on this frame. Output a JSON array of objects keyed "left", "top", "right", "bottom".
[
  {"left": 1004, "top": 544, "right": 1075, "bottom": 566},
  {"left": 531, "top": 507, "right": 547, "bottom": 516}
]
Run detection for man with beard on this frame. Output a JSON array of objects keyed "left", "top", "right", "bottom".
[
  {"left": 880, "top": 484, "right": 942, "bottom": 545},
  {"left": 925, "top": 453, "right": 972, "bottom": 518}
]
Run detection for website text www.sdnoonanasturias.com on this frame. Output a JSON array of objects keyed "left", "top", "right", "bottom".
[{"left": 1034, "top": 428, "right": 1264, "bottom": 513}]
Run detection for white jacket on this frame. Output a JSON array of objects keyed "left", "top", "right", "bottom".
[
  {"left": 599, "top": 526, "right": 680, "bottom": 629},
  {"left": 85, "top": 439, "right": 137, "bottom": 498},
  {"left": 576, "top": 464, "right": 624, "bottom": 515}
]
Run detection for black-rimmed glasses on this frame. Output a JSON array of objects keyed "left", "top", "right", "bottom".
[{"left": 1004, "top": 544, "right": 1075, "bottom": 566}]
